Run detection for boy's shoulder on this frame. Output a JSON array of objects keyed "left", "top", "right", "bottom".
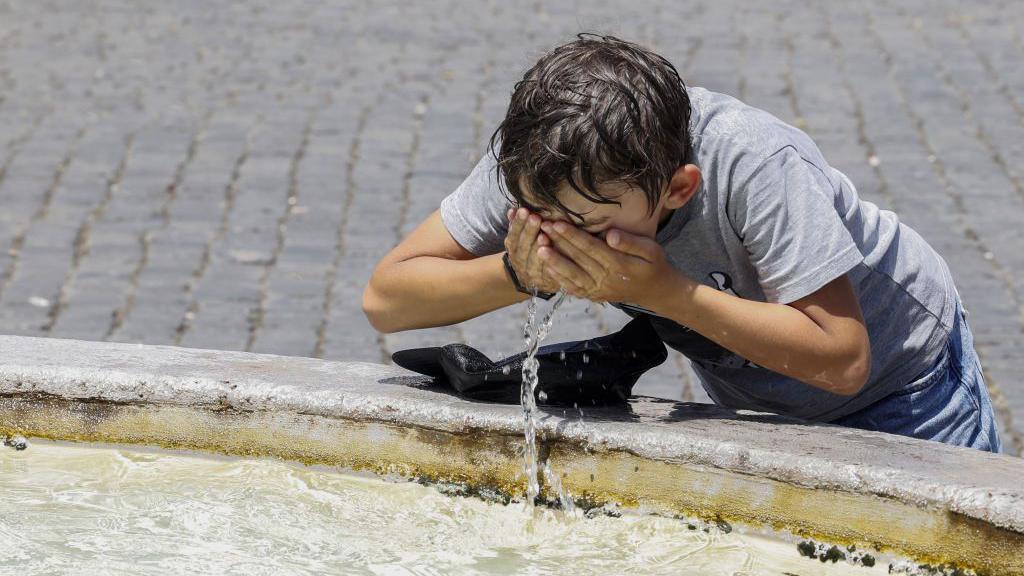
[{"left": 686, "top": 86, "right": 828, "bottom": 182}]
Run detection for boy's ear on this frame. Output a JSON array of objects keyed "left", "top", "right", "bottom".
[{"left": 664, "top": 164, "right": 702, "bottom": 209}]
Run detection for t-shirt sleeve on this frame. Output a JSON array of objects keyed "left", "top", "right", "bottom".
[
  {"left": 728, "top": 146, "right": 864, "bottom": 304},
  {"left": 439, "top": 150, "right": 511, "bottom": 256}
]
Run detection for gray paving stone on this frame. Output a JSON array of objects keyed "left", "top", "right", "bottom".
[{"left": 0, "top": 0, "right": 1020, "bottom": 451}]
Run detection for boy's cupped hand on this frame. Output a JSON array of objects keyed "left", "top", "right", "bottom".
[
  {"left": 538, "top": 219, "right": 675, "bottom": 308},
  {"left": 504, "top": 207, "right": 563, "bottom": 294}
]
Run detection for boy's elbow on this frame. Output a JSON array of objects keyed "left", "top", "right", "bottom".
[
  {"left": 834, "top": 363, "right": 869, "bottom": 396},
  {"left": 362, "top": 282, "right": 399, "bottom": 334},
  {"left": 835, "top": 341, "right": 872, "bottom": 396}
]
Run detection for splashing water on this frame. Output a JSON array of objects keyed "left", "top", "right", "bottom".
[
  {"left": 541, "top": 461, "right": 576, "bottom": 513},
  {"left": 520, "top": 288, "right": 567, "bottom": 507}
]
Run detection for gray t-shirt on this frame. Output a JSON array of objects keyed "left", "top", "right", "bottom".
[{"left": 439, "top": 86, "right": 959, "bottom": 422}]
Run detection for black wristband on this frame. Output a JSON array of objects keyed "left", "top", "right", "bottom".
[{"left": 503, "top": 252, "right": 556, "bottom": 300}]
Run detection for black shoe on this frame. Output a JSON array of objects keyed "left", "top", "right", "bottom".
[{"left": 392, "top": 316, "right": 667, "bottom": 406}]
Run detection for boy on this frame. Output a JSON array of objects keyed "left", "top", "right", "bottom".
[{"left": 362, "top": 33, "right": 1003, "bottom": 453}]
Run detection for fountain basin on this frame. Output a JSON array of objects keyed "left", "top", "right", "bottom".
[{"left": 0, "top": 335, "right": 1021, "bottom": 574}]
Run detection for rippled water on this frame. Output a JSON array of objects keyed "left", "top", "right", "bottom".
[{"left": 0, "top": 441, "right": 888, "bottom": 575}]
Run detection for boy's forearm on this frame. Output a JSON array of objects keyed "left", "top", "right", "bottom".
[
  {"left": 643, "top": 271, "right": 866, "bottom": 395},
  {"left": 363, "top": 253, "right": 528, "bottom": 333}
]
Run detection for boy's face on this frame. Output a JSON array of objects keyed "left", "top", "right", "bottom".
[{"left": 518, "top": 164, "right": 701, "bottom": 241}]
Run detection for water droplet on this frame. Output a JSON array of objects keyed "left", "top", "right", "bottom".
[
  {"left": 868, "top": 155, "right": 880, "bottom": 167},
  {"left": 501, "top": 365, "right": 511, "bottom": 375},
  {"left": 576, "top": 369, "right": 583, "bottom": 380},
  {"left": 583, "top": 353, "right": 589, "bottom": 364},
  {"left": 538, "top": 390, "right": 548, "bottom": 402},
  {"left": 559, "top": 351, "right": 566, "bottom": 361}
]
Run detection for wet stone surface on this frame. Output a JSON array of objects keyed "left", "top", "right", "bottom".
[{"left": 0, "top": 0, "right": 1022, "bottom": 454}]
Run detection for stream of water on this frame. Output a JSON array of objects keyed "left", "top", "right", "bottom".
[{"left": 519, "top": 289, "right": 567, "bottom": 507}]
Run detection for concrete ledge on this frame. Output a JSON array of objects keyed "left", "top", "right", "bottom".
[{"left": 0, "top": 335, "right": 1022, "bottom": 574}]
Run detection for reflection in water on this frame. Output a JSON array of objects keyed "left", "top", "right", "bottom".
[{"left": 0, "top": 441, "right": 887, "bottom": 575}]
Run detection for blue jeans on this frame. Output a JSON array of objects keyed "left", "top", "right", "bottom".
[{"left": 832, "top": 297, "right": 1003, "bottom": 453}]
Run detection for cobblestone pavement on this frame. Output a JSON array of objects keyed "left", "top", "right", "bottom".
[{"left": 1, "top": 0, "right": 1022, "bottom": 454}]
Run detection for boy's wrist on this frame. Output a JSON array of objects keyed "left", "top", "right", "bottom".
[
  {"left": 502, "top": 252, "right": 556, "bottom": 300},
  {"left": 494, "top": 252, "right": 531, "bottom": 303},
  {"left": 639, "top": 268, "right": 698, "bottom": 322}
]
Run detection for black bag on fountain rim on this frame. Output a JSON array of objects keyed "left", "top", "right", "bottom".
[{"left": 391, "top": 315, "right": 667, "bottom": 406}]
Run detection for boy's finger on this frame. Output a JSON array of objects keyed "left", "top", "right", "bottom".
[
  {"left": 527, "top": 235, "right": 556, "bottom": 283},
  {"left": 542, "top": 222, "right": 610, "bottom": 273},
  {"left": 546, "top": 262, "right": 587, "bottom": 296},
  {"left": 548, "top": 232, "right": 604, "bottom": 278},
  {"left": 555, "top": 222, "right": 616, "bottom": 266},
  {"left": 606, "top": 229, "right": 659, "bottom": 262},
  {"left": 505, "top": 208, "right": 525, "bottom": 247},
  {"left": 513, "top": 212, "right": 543, "bottom": 274},
  {"left": 538, "top": 245, "right": 593, "bottom": 287},
  {"left": 506, "top": 208, "right": 534, "bottom": 255}
]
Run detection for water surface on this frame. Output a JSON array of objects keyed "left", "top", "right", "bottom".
[{"left": 0, "top": 440, "right": 887, "bottom": 575}]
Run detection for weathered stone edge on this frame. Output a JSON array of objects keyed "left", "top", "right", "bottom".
[{"left": 0, "top": 334, "right": 1021, "bottom": 536}]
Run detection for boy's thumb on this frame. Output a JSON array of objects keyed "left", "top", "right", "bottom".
[{"left": 606, "top": 229, "right": 657, "bottom": 260}]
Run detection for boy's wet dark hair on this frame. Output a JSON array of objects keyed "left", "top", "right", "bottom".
[{"left": 487, "top": 32, "right": 693, "bottom": 223}]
